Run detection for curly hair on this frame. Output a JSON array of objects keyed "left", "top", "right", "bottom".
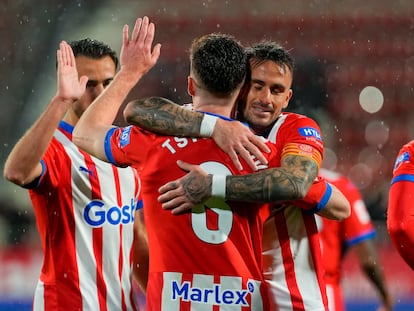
[{"left": 189, "top": 33, "right": 246, "bottom": 97}]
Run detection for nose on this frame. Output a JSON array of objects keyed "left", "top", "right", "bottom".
[
  {"left": 93, "top": 83, "right": 105, "bottom": 96},
  {"left": 258, "top": 88, "right": 272, "bottom": 104}
]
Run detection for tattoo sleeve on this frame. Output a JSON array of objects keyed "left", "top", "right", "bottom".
[
  {"left": 225, "top": 155, "right": 319, "bottom": 202},
  {"left": 124, "top": 97, "right": 205, "bottom": 136}
]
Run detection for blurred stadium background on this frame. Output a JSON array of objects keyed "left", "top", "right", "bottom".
[{"left": 1, "top": 0, "right": 414, "bottom": 310}]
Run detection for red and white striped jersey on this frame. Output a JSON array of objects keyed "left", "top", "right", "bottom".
[
  {"left": 105, "top": 117, "right": 275, "bottom": 311},
  {"left": 262, "top": 112, "right": 329, "bottom": 311},
  {"left": 318, "top": 168, "right": 375, "bottom": 311},
  {"left": 30, "top": 121, "right": 142, "bottom": 311}
]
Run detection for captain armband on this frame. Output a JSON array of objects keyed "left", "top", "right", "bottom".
[
  {"left": 211, "top": 174, "right": 226, "bottom": 199},
  {"left": 200, "top": 114, "right": 218, "bottom": 137}
]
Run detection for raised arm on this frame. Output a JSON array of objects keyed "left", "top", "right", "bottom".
[
  {"left": 3, "top": 41, "right": 87, "bottom": 186},
  {"left": 73, "top": 16, "right": 161, "bottom": 160},
  {"left": 124, "top": 96, "right": 270, "bottom": 171}
]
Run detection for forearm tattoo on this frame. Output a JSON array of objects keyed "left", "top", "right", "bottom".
[
  {"left": 226, "top": 155, "right": 319, "bottom": 202},
  {"left": 182, "top": 174, "right": 212, "bottom": 205},
  {"left": 125, "top": 97, "right": 204, "bottom": 136}
]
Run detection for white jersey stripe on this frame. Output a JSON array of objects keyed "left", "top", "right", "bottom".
[
  {"left": 56, "top": 130, "right": 100, "bottom": 310},
  {"left": 161, "top": 272, "right": 182, "bottom": 311}
]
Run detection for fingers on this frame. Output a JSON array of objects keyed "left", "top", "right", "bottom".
[
  {"left": 131, "top": 17, "right": 143, "bottom": 42},
  {"left": 57, "top": 41, "right": 75, "bottom": 68},
  {"left": 227, "top": 150, "right": 243, "bottom": 171},
  {"left": 250, "top": 135, "right": 271, "bottom": 153},
  {"left": 122, "top": 24, "right": 129, "bottom": 46},
  {"left": 157, "top": 186, "right": 194, "bottom": 215},
  {"left": 171, "top": 204, "right": 193, "bottom": 215},
  {"left": 241, "top": 140, "right": 269, "bottom": 167},
  {"left": 176, "top": 160, "right": 193, "bottom": 172},
  {"left": 158, "top": 181, "right": 177, "bottom": 195}
]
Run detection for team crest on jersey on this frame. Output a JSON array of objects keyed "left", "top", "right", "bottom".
[
  {"left": 120, "top": 126, "right": 132, "bottom": 148},
  {"left": 298, "top": 127, "right": 322, "bottom": 140},
  {"left": 394, "top": 151, "right": 410, "bottom": 171}
]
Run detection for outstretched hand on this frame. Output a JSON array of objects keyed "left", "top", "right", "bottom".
[
  {"left": 158, "top": 160, "right": 212, "bottom": 215},
  {"left": 56, "top": 41, "right": 88, "bottom": 102},
  {"left": 119, "top": 16, "right": 161, "bottom": 81},
  {"left": 213, "top": 118, "right": 270, "bottom": 171}
]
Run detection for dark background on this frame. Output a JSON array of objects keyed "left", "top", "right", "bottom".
[{"left": 1, "top": 1, "right": 414, "bottom": 309}]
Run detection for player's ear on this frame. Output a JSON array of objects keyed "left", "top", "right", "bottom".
[
  {"left": 187, "top": 76, "right": 195, "bottom": 97},
  {"left": 282, "top": 89, "right": 293, "bottom": 109}
]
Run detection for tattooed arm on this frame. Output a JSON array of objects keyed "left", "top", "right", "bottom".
[
  {"left": 124, "top": 97, "right": 270, "bottom": 171},
  {"left": 158, "top": 154, "right": 317, "bottom": 214},
  {"left": 124, "top": 97, "right": 203, "bottom": 135},
  {"left": 159, "top": 155, "right": 350, "bottom": 220}
]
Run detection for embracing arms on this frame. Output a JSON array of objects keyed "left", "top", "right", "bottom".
[{"left": 124, "top": 97, "right": 270, "bottom": 171}]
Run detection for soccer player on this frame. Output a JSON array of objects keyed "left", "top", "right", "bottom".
[
  {"left": 73, "top": 17, "right": 275, "bottom": 310},
  {"left": 3, "top": 37, "right": 147, "bottom": 310},
  {"left": 319, "top": 168, "right": 393, "bottom": 311},
  {"left": 388, "top": 140, "right": 414, "bottom": 270},
  {"left": 125, "top": 41, "right": 350, "bottom": 311}
]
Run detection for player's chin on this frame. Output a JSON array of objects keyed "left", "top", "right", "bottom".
[{"left": 250, "top": 113, "right": 272, "bottom": 127}]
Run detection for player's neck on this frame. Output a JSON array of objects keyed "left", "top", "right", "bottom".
[
  {"left": 62, "top": 109, "right": 78, "bottom": 127},
  {"left": 192, "top": 96, "right": 235, "bottom": 118}
]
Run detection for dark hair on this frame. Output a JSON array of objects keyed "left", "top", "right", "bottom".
[
  {"left": 236, "top": 41, "right": 295, "bottom": 122},
  {"left": 189, "top": 33, "right": 246, "bottom": 97},
  {"left": 245, "top": 41, "right": 294, "bottom": 80},
  {"left": 68, "top": 38, "right": 118, "bottom": 68}
]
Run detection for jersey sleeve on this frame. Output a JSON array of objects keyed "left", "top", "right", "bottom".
[
  {"left": 289, "top": 176, "right": 332, "bottom": 212},
  {"left": 268, "top": 114, "right": 326, "bottom": 211},
  {"left": 387, "top": 140, "right": 414, "bottom": 269},
  {"left": 279, "top": 114, "right": 324, "bottom": 168},
  {"left": 340, "top": 177, "right": 375, "bottom": 247},
  {"left": 34, "top": 138, "right": 65, "bottom": 190},
  {"left": 104, "top": 125, "right": 152, "bottom": 169}
]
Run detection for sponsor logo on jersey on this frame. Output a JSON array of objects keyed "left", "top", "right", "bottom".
[
  {"left": 298, "top": 127, "right": 322, "bottom": 140},
  {"left": 394, "top": 151, "right": 410, "bottom": 171},
  {"left": 120, "top": 126, "right": 132, "bottom": 148},
  {"left": 83, "top": 198, "right": 137, "bottom": 227},
  {"left": 170, "top": 279, "right": 255, "bottom": 307}
]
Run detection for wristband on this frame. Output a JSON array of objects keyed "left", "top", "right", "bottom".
[
  {"left": 200, "top": 114, "right": 218, "bottom": 137},
  {"left": 315, "top": 182, "right": 332, "bottom": 212},
  {"left": 211, "top": 175, "right": 226, "bottom": 198},
  {"left": 302, "top": 180, "right": 332, "bottom": 214}
]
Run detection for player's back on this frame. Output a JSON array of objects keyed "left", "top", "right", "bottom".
[{"left": 117, "top": 126, "right": 274, "bottom": 310}]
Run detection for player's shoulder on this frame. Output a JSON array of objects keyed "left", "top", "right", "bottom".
[
  {"left": 278, "top": 112, "right": 322, "bottom": 140},
  {"left": 281, "top": 111, "right": 319, "bottom": 124},
  {"left": 400, "top": 140, "right": 414, "bottom": 153},
  {"left": 276, "top": 112, "right": 321, "bottom": 134}
]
